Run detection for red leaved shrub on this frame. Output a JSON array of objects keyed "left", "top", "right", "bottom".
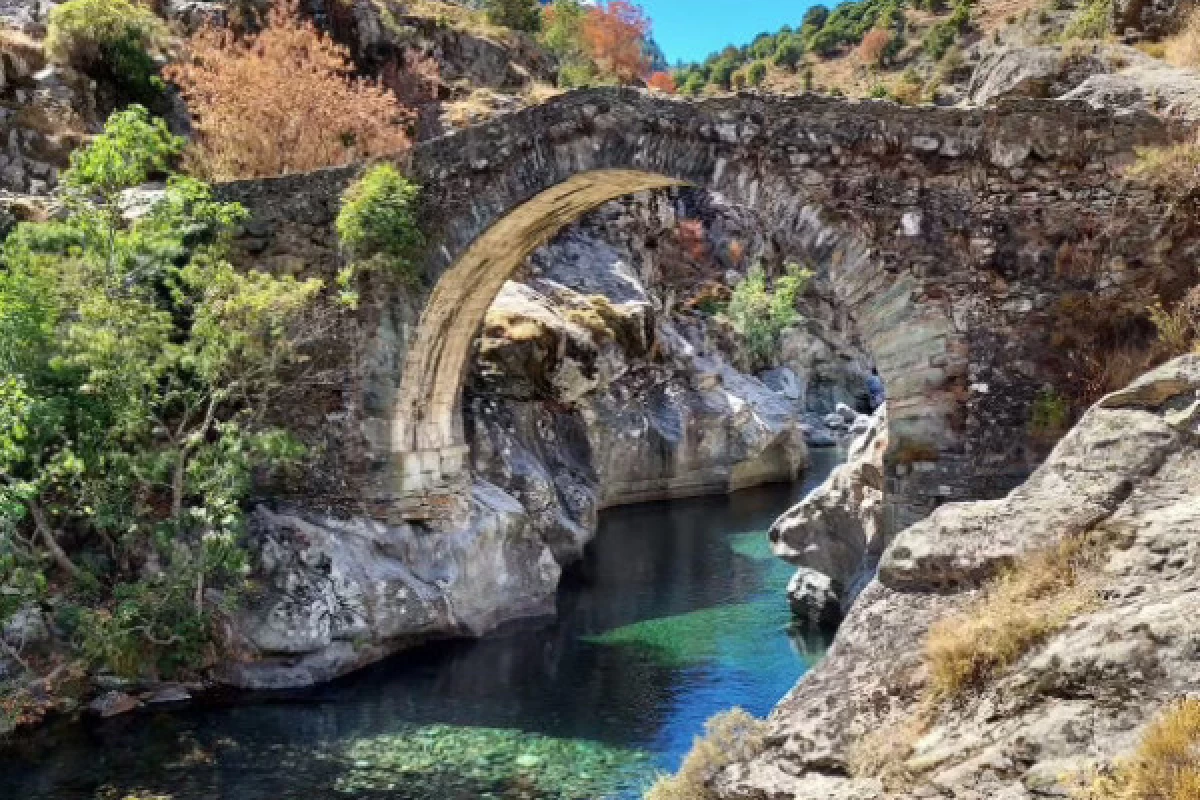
[{"left": 166, "top": 0, "right": 413, "bottom": 179}]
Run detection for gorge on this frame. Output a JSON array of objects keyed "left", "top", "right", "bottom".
[{"left": 4, "top": 0, "right": 1200, "bottom": 797}]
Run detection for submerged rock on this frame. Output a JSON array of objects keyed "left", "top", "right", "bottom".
[{"left": 715, "top": 356, "right": 1200, "bottom": 799}]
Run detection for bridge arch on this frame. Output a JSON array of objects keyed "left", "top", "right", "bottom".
[{"left": 222, "top": 87, "right": 1185, "bottom": 529}]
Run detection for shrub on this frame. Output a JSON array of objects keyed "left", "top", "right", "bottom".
[
  {"left": 745, "top": 60, "right": 768, "bottom": 86},
  {"left": 1149, "top": 288, "right": 1200, "bottom": 356},
  {"left": 482, "top": 0, "right": 541, "bottom": 31},
  {"left": 724, "top": 262, "right": 812, "bottom": 368},
  {"left": 1062, "top": 0, "right": 1113, "bottom": 40},
  {"left": 645, "top": 708, "right": 767, "bottom": 800},
  {"left": 336, "top": 164, "right": 425, "bottom": 279},
  {"left": 1029, "top": 386, "right": 1071, "bottom": 441},
  {"left": 45, "top": 0, "right": 169, "bottom": 107},
  {"left": 166, "top": 0, "right": 413, "bottom": 179},
  {"left": 1128, "top": 133, "right": 1200, "bottom": 198},
  {"left": 924, "top": 535, "right": 1099, "bottom": 699},
  {"left": 923, "top": 20, "right": 959, "bottom": 59},
  {"left": 646, "top": 70, "right": 676, "bottom": 92},
  {"left": 772, "top": 33, "right": 805, "bottom": 69},
  {"left": 858, "top": 28, "right": 894, "bottom": 66},
  {"left": 583, "top": 0, "right": 652, "bottom": 84},
  {"left": 1165, "top": 6, "right": 1200, "bottom": 67},
  {"left": 1, "top": 107, "right": 320, "bottom": 681},
  {"left": 1085, "top": 699, "right": 1200, "bottom": 800}
]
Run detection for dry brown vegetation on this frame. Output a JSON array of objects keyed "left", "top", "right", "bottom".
[
  {"left": 925, "top": 535, "right": 1100, "bottom": 699},
  {"left": 1082, "top": 699, "right": 1200, "bottom": 800},
  {"left": 847, "top": 713, "right": 932, "bottom": 791},
  {"left": 166, "top": 0, "right": 412, "bottom": 179},
  {"left": 1165, "top": 5, "right": 1200, "bottom": 67},
  {"left": 645, "top": 708, "right": 768, "bottom": 800}
]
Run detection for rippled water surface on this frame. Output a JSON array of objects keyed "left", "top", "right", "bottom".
[{"left": 2, "top": 449, "right": 840, "bottom": 800}]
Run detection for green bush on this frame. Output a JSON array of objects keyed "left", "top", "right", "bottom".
[
  {"left": 483, "top": 0, "right": 541, "bottom": 32},
  {"left": 1029, "top": 387, "right": 1071, "bottom": 438},
  {"left": 1062, "top": 0, "right": 1112, "bottom": 39},
  {"left": 724, "top": 263, "right": 812, "bottom": 368},
  {"left": 45, "top": 0, "right": 169, "bottom": 107},
  {"left": 0, "top": 106, "right": 320, "bottom": 681},
  {"left": 337, "top": 164, "right": 425, "bottom": 279},
  {"left": 922, "top": 21, "right": 959, "bottom": 59},
  {"left": 745, "top": 60, "right": 768, "bottom": 86}
]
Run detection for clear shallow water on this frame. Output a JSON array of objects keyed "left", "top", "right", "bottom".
[{"left": 1, "top": 449, "right": 841, "bottom": 800}]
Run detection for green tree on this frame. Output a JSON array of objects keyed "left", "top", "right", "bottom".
[
  {"left": 0, "top": 106, "right": 322, "bottom": 679},
  {"left": 483, "top": 0, "right": 542, "bottom": 32}
]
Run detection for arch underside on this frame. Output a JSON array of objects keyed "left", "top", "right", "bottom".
[{"left": 388, "top": 167, "right": 962, "bottom": 530}]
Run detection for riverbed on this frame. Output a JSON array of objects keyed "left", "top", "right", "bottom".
[{"left": 1, "top": 449, "right": 840, "bottom": 800}]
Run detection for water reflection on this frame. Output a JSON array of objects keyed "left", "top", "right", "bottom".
[{"left": 0, "top": 449, "right": 841, "bottom": 800}]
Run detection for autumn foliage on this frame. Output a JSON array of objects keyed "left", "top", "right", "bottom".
[
  {"left": 857, "top": 28, "right": 894, "bottom": 67},
  {"left": 583, "top": 0, "right": 651, "bottom": 84},
  {"left": 646, "top": 70, "right": 676, "bottom": 92},
  {"left": 166, "top": 0, "right": 413, "bottom": 179}
]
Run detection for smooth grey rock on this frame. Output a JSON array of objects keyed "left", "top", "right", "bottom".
[
  {"left": 787, "top": 568, "right": 842, "bottom": 632},
  {"left": 772, "top": 406, "right": 888, "bottom": 620}
]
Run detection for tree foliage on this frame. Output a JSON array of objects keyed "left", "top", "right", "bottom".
[
  {"left": 0, "top": 106, "right": 323, "bottom": 681},
  {"left": 165, "top": 0, "right": 413, "bottom": 180},
  {"left": 724, "top": 263, "right": 812, "bottom": 368},
  {"left": 482, "top": 0, "right": 542, "bottom": 32},
  {"left": 45, "top": 0, "right": 169, "bottom": 107},
  {"left": 337, "top": 164, "right": 425, "bottom": 284},
  {"left": 583, "top": 0, "right": 652, "bottom": 84}
]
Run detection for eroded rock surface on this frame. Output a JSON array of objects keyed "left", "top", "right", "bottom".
[
  {"left": 222, "top": 481, "right": 559, "bottom": 689},
  {"left": 771, "top": 405, "right": 888, "bottom": 629},
  {"left": 715, "top": 355, "right": 1200, "bottom": 800}
]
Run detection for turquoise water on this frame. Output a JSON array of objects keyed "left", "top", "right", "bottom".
[{"left": 0, "top": 450, "right": 839, "bottom": 800}]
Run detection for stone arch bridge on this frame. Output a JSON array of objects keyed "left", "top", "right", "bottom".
[{"left": 221, "top": 88, "right": 1193, "bottom": 531}]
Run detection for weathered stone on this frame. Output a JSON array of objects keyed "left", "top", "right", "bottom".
[
  {"left": 217, "top": 88, "right": 1190, "bottom": 531},
  {"left": 714, "top": 356, "right": 1200, "bottom": 800}
]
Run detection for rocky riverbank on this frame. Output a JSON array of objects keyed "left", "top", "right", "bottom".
[{"left": 713, "top": 355, "right": 1200, "bottom": 799}]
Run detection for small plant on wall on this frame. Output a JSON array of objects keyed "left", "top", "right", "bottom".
[
  {"left": 336, "top": 164, "right": 425, "bottom": 302},
  {"left": 723, "top": 261, "right": 812, "bottom": 369}
]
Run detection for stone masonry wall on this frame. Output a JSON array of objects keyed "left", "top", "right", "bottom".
[{"left": 217, "top": 87, "right": 1197, "bottom": 532}]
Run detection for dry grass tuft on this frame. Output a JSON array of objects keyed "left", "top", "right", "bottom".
[
  {"left": 1128, "top": 132, "right": 1200, "bottom": 199},
  {"left": 847, "top": 712, "right": 932, "bottom": 791},
  {"left": 1083, "top": 699, "right": 1200, "bottom": 799},
  {"left": 645, "top": 708, "right": 767, "bottom": 800},
  {"left": 925, "top": 535, "right": 1100, "bottom": 699},
  {"left": 1165, "top": 6, "right": 1200, "bottom": 68}
]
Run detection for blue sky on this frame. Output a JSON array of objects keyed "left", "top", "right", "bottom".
[{"left": 639, "top": 1, "right": 817, "bottom": 64}]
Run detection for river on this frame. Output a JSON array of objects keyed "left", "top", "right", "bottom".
[{"left": 1, "top": 448, "right": 841, "bottom": 800}]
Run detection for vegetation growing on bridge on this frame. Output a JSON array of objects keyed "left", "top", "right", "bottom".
[
  {"left": 0, "top": 107, "right": 322, "bottom": 723},
  {"left": 336, "top": 164, "right": 425, "bottom": 292}
]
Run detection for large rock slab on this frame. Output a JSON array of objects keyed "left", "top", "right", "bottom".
[
  {"left": 715, "top": 355, "right": 1200, "bottom": 799},
  {"left": 771, "top": 405, "right": 888, "bottom": 625},
  {"left": 222, "top": 482, "right": 559, "bottom": 689}
]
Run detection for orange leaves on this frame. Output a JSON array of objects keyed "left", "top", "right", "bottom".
[
  {"left": 165, "top": 0, "right": 413, "bottom": 180},
  {"left": 857, "top": 29, "right": 894, "bottom": 67},
  {"left": 646, "top": 71, "right": 676, "bottom": 93},
  {"left": 583, "top": 0, "right": 651, "bottom": 84}
]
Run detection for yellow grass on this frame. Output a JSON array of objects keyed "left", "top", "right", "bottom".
[
  {"left": 1165, "top": 6, "right": 1200, "bottom": 68},
  {"left": 1083, "top": 699, "right": 1200, "bottom": 800},
  {"left": 925, "top": 535, "right": 1099, "bottom": 699},
  {"left": 644, "top": 708, "right": 767, "bottom": 800}
]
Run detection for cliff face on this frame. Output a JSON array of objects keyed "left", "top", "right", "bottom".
[{"left": 714, "top": 355, "right": 1200, "bottom": 800}]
